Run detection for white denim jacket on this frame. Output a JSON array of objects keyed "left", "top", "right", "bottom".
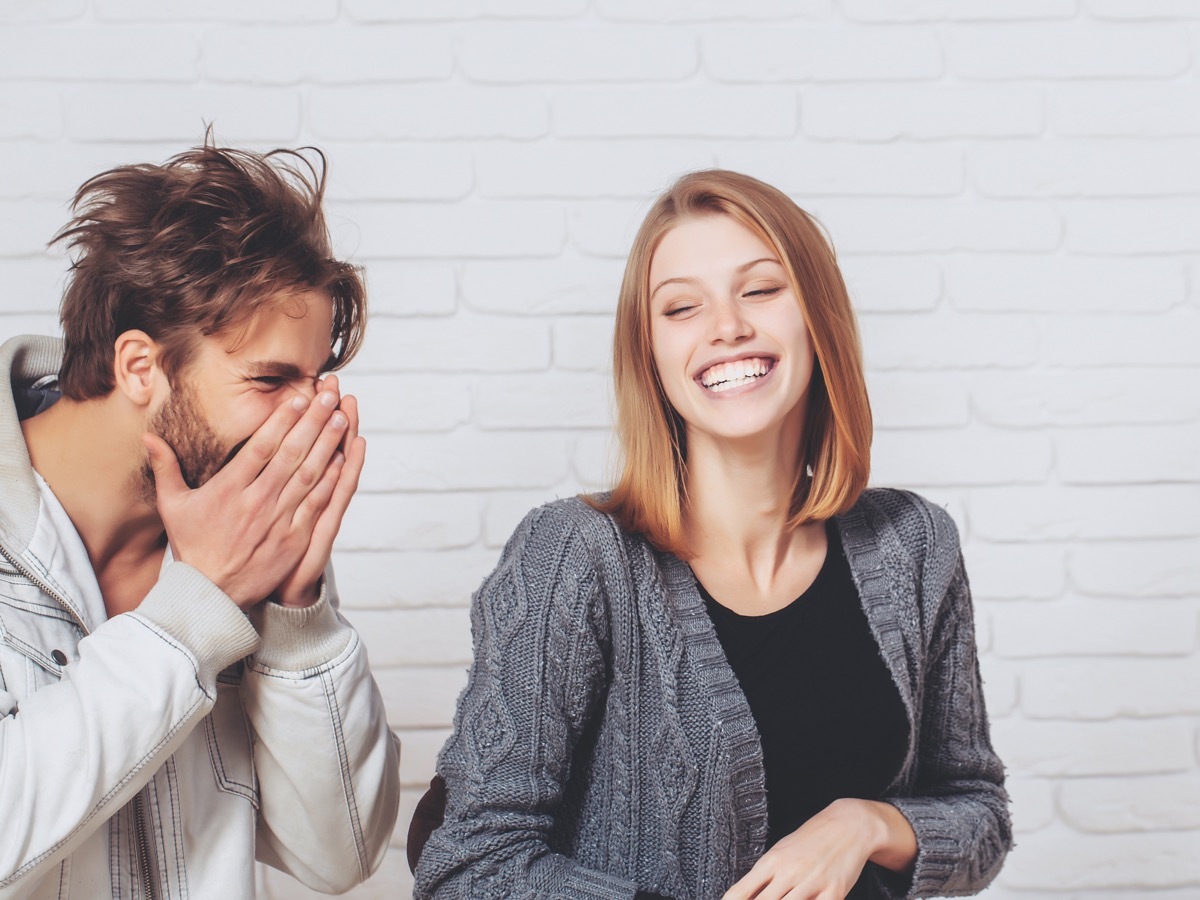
[{"left": 0, "top": 336, "right": 401, "bottom": 899}]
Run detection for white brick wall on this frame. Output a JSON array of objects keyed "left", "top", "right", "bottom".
[{"left": 1, "top": 4, "right": 1196, "bottom": 898}]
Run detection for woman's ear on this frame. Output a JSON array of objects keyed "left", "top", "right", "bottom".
[{"left": 112, "top": 330, "right": 164, "bottom": 408}]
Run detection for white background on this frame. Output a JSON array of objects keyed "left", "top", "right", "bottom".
[{"left": 1, "top": 1, "right": 1198, "bottom": 897}]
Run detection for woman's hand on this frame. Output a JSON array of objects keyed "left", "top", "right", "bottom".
[{"left": 721, "top": 798, "right": 917, "bottom": 900}]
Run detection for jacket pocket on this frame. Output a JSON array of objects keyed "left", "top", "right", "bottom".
[{"left": 204, "top": 675, "right": 260, "bottom": 807}]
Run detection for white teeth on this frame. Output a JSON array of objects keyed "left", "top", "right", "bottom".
[{"left": 700, "top": 357, "right": 772, "bottom": 391}]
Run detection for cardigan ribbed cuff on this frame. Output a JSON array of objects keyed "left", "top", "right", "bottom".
[
  {"left": 134, "top": 562, "right": 261, "bottom": 691},
  {"left": 249, "top": 579, "right": 352, "bottom": 672}
]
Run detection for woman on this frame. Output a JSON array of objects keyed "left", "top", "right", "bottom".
[{"left": 413, "top": 171, "right": 1011, "bottom": 899}]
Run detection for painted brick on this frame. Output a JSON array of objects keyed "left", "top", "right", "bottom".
[
  {"left": 330, "top": 549, "right": 499, "bottom": 610},
  {"left": 363, "top": 430, "right": 573, "bottom": 491},
  {"left": 867, "top": 372, "right": 970, "bottom": 429},
  {"left": 705, "top": 27, "right": 941, "bottom": 83},
  {"left": 347, "top": 607, "right": 472, "bottom": 667},
  {"left": 475, "top": 371, "right": 611, "bottom": 429},
  {"left": 0, "top": 141, "right": 184, "bottom": 200},
  {"left": 97, "top": 0, "right": 336, "bottom": 21},
  {"left": 1060, "top": 774, "right": 1200, "bottom": 832},
  {"left": 1041, "top": 310, "right": 1200, "bottom": 368},
  {"left": 1087, "top": 0, "right": 1200, "bottom": 18},
  {"left": 1058, "top": 424, "right": 1200, "bottom": 485},
  {"left": 461, "top": 258, "right": 622, "bottom": 316},
  {"left": 1020, "top": 657, "right": 1200, "bottom": 719},
  {"left": 475, "top": 141, "right": 715, "bottom": 199},
  {"left": 0, "top": 259, "right": 67, "bottom": 309},
  {"left": 202, "top": 26, "right": 452, "bottom": 84},
  {"left": 483, "top": 489, "right": 563, "bottom": 547},
  {"left": 973, "top": 139, "right": 1200, "bottom": 198},
  {"left": 1054, "top": 83, "right": 1200, "bottom": 137},
  {"left": 1004, "top": 777, "right": 1056, "bottom": 836},
  {"left": 322, "top": 143, "right": 472, "bottom": 201},
  {"left": 66, "top": 87, "right": 300, "bottom": 142},
  {"left": 335, "top": 491, "right": 480, "bottom": 551},
  {"left": 990, "top": 599, "right": 1198, "bottom": 659},
  {"left": 373, "top": 665, "right": 469, "bottom": 730},
  {"left": 310, "top": 86, "right": 549, "bottom": 140},
  {"left": 971, "top": 369, "right": 1200, "bottom": 428},
  {"left": 595, "top": 0, "right": 829, "bottom": 21},
  {"left": 812, "top": 199, "right": 1061, "bottom": 253},
  {"left": 566, "top": 199, "right": 653, "bottom": 258},
  {"left": 345, "top": 0, "right": 587, "bottom": 20},
  {"left": 841, "top": 256, "right": 941, "bottom": 313},
  {"left": 1067, "top": 199, "right": 1200, "bottom": 253},
  {"left": 843, "top": 0, "right": 1076, "bottom": 21},
  {"left": 331, "top": 201, "right": 565, "bottom": 259},
  {"left": 859, "top": 312, "right": 1037, "bottom": 370},
  {"left": 1069, "top": 540, "right": 1200, "bottom": 599},
  {"left": 553, "top": 316, "right": 615, "bottom": 373},
  {"left": 716, "top": 142, "right": 964, "bottom": 196},
  {"left": 944, "top": 256, "right": 1183, "bottom": 313},
  {"left": 0, "top": 312, "right": 60, "bottom": 336},
  {"left": 345, "top": 372, "right": 472, "bottom": 434},
  {"left": 394, "top": 728, "right": 452, "bottom": 786},
  {"left": 990, "top": 718, "right": 1195, "bottom": 777},
  {"left": 572, "top": 431, "right": 615, "bottom": 492},
  {"left": 552, "top": 87, "right": 797, "bottom": 139},
  {"left": 971, "top": 485, "right": 1200, "bottom": 542},
  {"left": 458, "top": 25, "right": 697, "bottom": 83},
  {"left": 947, "top": 25, "right": 1189, "bottom": 79},
  {"left": 0, "top": 27, "right": 198, "bottom": 81},
  {"left": 1000, "top": 829, "right": 1200, "bottom": 890},
  {"left": 352, "top": 315, "right": 549, "bottom": 374},
  {"left": 0, "top": 0, "right": 82, "bottom": 20},
  {"left": 0, "top": 88, "right": 61, "bottom": 139},
  {"left": 0, "top": 201, "right": 75, "bottom": 258},
  {"left": 360, "top": 261, "right": 457, "bottom": 317},
  {"left": 961, "top": 542, "right": 1065, "bottom": 601},
  {"left": 871, "top": 428, "right": 1053, "bottom": 486},
  {"left": 803, "top": 84, "right": 1044, "bottom": 141}
]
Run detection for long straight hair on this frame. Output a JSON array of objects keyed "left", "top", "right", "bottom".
[{"left": 592, "top": 170, "right": 872, "bottom": 557}]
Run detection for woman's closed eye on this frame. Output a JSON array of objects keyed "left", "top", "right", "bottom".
[{"left": 743, "top": 286, "right": 783, "bottom": 298}]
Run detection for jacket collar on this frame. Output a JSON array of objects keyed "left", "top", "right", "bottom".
[{"left": 0, "top": 335, "right": 65, "bottom": 556}]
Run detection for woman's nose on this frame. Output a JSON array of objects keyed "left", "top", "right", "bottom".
[{"left": 709, "top": 298, "right": 752, "bottom": 343}]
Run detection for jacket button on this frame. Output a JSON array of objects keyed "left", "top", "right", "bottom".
[{"left": 51, "top": 650, "right": 68, "bottom": 666}]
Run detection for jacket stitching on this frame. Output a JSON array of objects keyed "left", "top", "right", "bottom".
[{"left": 321, "top": 668, "right": 369, "bottom": 882}]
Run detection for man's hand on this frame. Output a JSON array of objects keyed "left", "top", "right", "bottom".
[
  {"left": 143, "top": 377, "right": 362, "bottom": 611},
  {"left": 721, "top": 798, "right": 916, "bottom": 900},
  {"left": 272, "top": 374, "right": 366, "bottom": 607}
]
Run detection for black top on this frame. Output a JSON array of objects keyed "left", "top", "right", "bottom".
[{"left": 700, "top": 522, "right": 909, "bottom": 895}]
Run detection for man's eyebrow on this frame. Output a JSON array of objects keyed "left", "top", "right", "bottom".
[
  {"left": 650, "top": 257, "right": 783, "bottom": 299},
  {"left": 243, "top": 361, "right": 317, "bottom": 380}
]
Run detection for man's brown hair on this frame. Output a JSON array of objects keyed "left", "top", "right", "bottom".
[{"left": 52, "top": 140, "right": 365, "bottom": 400}]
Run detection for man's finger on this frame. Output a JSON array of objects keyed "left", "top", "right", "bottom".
[
  {"left": 276, "top": 406, "right": 350, "bottom": 514},
  {"left": 220, "top": 393, "right": 312, "bottom": 486},
  {"left": 255, "top": 389, "right": 341, "bottom": 493},
  {"left": 141, "top": 433, "right": 188, "bottom": 502}
]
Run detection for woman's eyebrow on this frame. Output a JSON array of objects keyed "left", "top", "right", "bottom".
[{"left": 650, "top": 257, "right": 783, "bottom": 299}]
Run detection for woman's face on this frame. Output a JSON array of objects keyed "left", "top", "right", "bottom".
[{"left": 648, "top": 214, "right": 814, "bottom": 448}]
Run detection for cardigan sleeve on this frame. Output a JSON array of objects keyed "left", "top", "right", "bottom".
[
  {"left": 882, "top": 533, "right": 1013, "bottom": 899},
  {"left": 413, "top": 503, "right": 640, "bottom": 900}
]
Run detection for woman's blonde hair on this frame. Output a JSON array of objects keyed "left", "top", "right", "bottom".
[{"left": 592, "top": 169, "right": 872, "bottom": 557}]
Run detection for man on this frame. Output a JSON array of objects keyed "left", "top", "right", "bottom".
[{"left": 0, "top": 142, "right": 400, "bottom": 898}]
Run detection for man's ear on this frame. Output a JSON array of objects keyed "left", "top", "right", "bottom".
[{"left": 112, "top": 330, "right": 165, "bottom": 408}]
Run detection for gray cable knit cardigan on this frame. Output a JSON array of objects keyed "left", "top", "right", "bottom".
[{"left": 414, "top": 488, "right": 1011, "bottom": 900}]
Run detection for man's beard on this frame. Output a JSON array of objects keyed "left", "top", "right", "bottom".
[{"left": 139, "top": 381, "right": 239, "bottom": 502}]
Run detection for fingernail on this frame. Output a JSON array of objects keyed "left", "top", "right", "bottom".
[
  {"left": 291, "top": 395, "right": 309, "bottom": 411},
  {"left": 331, "top": 411, "right": 347, "bottom": 428},
  {"left": 333, "top": 451, "right": 345, "bottom": 465},
  {"left": 318, "top": 391, "right": 337, "bottom": 408}
]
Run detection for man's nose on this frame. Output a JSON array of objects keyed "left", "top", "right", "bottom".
[{"left": 288, "top": 377, "right": 320, "bottom": 402}]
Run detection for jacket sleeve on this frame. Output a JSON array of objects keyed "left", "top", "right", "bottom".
[
  {"left": 413, "top": 504, "right": 640, "bottom": 900},
  {"left": 882, "top": 518, "right": 1013, "bottom": 899},
  {"left": 0, "top": 563, "right": 259, "bottom": 894},
  {"left": 240, "top": 565, "right": 401, "bottom": 894}
]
